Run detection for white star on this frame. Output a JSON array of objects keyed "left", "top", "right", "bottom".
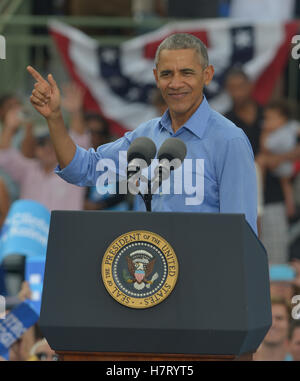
[
  {"left": 127, "top": 87, "right": 141, "bottom": 101},
  {"left": 234, "top": 30, "right": 252, "bottom": 49},
  {"left": 101, "top": 49, "right": 118, "bottom": 64},
  {"left": 108, "top": 76, "right": 126, "bottom": 88}
]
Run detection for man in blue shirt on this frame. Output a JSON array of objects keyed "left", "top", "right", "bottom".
[{"left": 27, "top": 33, "right": 258, "bottom": 234}]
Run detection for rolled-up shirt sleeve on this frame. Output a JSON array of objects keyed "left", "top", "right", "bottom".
[{"left": 216, "top": 137, "right": 258, "bottom": 234}]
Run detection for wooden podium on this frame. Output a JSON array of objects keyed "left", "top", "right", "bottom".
[{"left": 40, "top": 211, "right": 271, "bottom": 361}]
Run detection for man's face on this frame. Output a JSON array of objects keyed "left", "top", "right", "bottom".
[
  {"left": 263, "top": 109, "right": 287, "bottom": 131},
  {"left": 153, "top": 49, "right": 214, "bottom": 121},
  {"left": 270, "top": 281, "right": 294, "bottom": 302},
  {"left": 0, "top": 97, "right": 21, "bottom": 121},
  {"left": 87, "top": 119, "right": 109, "bottom": 148},
  {"left": 225, "top": 74, "right": 252, "bottom": 107},
  {"left": 289, "top": 327, "right": 300, "bottom": 361},
  {"left": 264, "top": 304, "right": 289, "bottom": 346},
  {"left": 35, "top": 140, "right": 57, "bottom": 169}
]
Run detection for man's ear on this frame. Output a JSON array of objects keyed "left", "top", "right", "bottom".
[
  {"left": 204, "top": 65, "right": 214, "bottom": 87},
  {"left": 153, "top": 68, "right": 159, "bottom": 88}
]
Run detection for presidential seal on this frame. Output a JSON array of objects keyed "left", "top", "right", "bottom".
[{"left": 101, "top": 230, "right": 178, "bottom": 309}]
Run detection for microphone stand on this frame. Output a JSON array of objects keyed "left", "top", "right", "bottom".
[
  {"left": 128, "top": 170, "right": 152, "bottom": 212},
  {"left": 138, "top": 179, "right": 152, "bottom": 212},
  {"left": 138, "top": 166, "right": 165, "bottom": 212}
]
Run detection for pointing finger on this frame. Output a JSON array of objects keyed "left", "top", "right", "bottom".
[{"left": 27, "top": 65, "right": 45, "bottom": 83}]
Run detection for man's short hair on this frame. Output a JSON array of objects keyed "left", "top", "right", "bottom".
[
  {"left": 225, "top": 66, "right": 250, "bottom": 83},
  {"left": 154, "top": 33, "right": 209, "bottom": 68},
  {"left": 271, "top": 296, "right": 292, "bottom": 319}
]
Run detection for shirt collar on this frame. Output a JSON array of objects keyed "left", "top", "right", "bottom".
[{"left": 159, "top": 96, "right": 211, "bottom": 139}]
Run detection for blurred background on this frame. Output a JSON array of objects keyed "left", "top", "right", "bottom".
[{"left": 0, "top": 0, "right": 300, "bottom": 361}]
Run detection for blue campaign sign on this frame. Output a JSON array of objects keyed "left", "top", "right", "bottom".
[
  {"left": 0, "top": 200, "right": 50, "bottom": 263},
  {"left": 0, "top": 301, "right": 39, "bottom": 356},
  {"left": 25, "top": 256, "right": 46, "bottom": 315}
]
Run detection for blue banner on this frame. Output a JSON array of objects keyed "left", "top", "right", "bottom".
[
  {"left": 25, "top": 256, "right": 46, "bottom": 315},
  {"left": 0, "top": 301, "right": 39, "bottom": 356},
  {"left": 0, "top": 200, "right": 50, "bottom": 263}
]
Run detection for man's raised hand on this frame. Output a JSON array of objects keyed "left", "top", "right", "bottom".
[
  {"left": 27, "top": 66, "right": 61, "bottom": 120},
  {"left": 27, "top": 66, "right": 77, "bottom": 169}
]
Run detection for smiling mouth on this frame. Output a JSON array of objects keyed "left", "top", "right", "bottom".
[{"left": 168, "top": 93, "right": 188, "bottom": 99}]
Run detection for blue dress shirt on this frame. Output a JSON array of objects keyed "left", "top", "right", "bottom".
[{"left": 55, "top": 97, "right": 258, "bottom": 234}]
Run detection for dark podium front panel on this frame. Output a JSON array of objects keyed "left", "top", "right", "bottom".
[{"left": 40, "top": 212, "right": 271, "bottom": 356}]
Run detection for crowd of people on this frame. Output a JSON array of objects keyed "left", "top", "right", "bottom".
[
  {"left": 0, "top": 83, "right": 133, "bottom": 361},
  {"left": 0, "top": 0, "right": 300, "bottom": 362},
  {"left": 224, "top": 67, "right": 300, "bottom": 361},
  {"left": 1, "top": 69, "right": 300, "bottom": 360}
]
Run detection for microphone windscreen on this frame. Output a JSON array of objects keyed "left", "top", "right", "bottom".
[
  {"left": 157, "top": 138, "right": 187, "bottom": 162},
  {"left": 127, "top": 137, "right": 157, "bottom": 166}
]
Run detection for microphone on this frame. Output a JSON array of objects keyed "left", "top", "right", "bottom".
[
  {"left": 127, "top": 137, "right": 157, "bottom": 180},
  {"left": 152, "top": 138, "right": 187, "bottom": 194}
]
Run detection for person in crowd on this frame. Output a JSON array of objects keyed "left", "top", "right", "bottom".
[
  {"left": 225, "top": 68, "right": 263, "bottom": 157},
  {"left": 0, "top": 94, "right": 36, "bottom": 158},
  {"left": 61, "top": 82, "right": 88, "bottom": 143},
  {"left": 254, "top": 297, "right": 291, "bottom": 361},
  {"left": 290, "top": 259, "right": 300, "bottom": 290},
  {"left": 83, "top": 113, "right": 111, "bottom": 148},
  {"left": 83, "top": 113, "right": 129, "bottom": 211},
  {"left": 27, "top": 338, "right": 58, "bottom": 361},
  {"left": 225, "top": 68, "right": 264, "bottom": 234},
  {"left": 8, "top": 283, "right": 44, "bottom": 361},
  {"left": 255, "top": 100, "right": 300, "bottom": 264},
  {"left": 256, "top": 100, "right": 300, "bottom": 218},
  {"left": 61, "top": 82, "right": 113, "bottom": 146},
  {"left": 0, "top": 105, "right": 87, "bottom": 211},
  {"left": 269, "top": 264, "right": 297, "bottom": 303},
  {"left": 288, "top": 320, "right": 300, "bottom": 361},
  {"left": 0, "top": 94, "right": 21, "bottom": 125},
  {"left": 61, "top": 82, "right": 129, "bottom": 211},
  {"left": 0, "top": 177, "right": 10, "bottom": 228},
  {"left": 0, "top": 95, "right": 37, "bottom": 204},
  {"left": 9, "top": 323, "right": 44, "bottom": 361},
  {"left": 0, "top": 281, "right": 32, "bottom": 361}
]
